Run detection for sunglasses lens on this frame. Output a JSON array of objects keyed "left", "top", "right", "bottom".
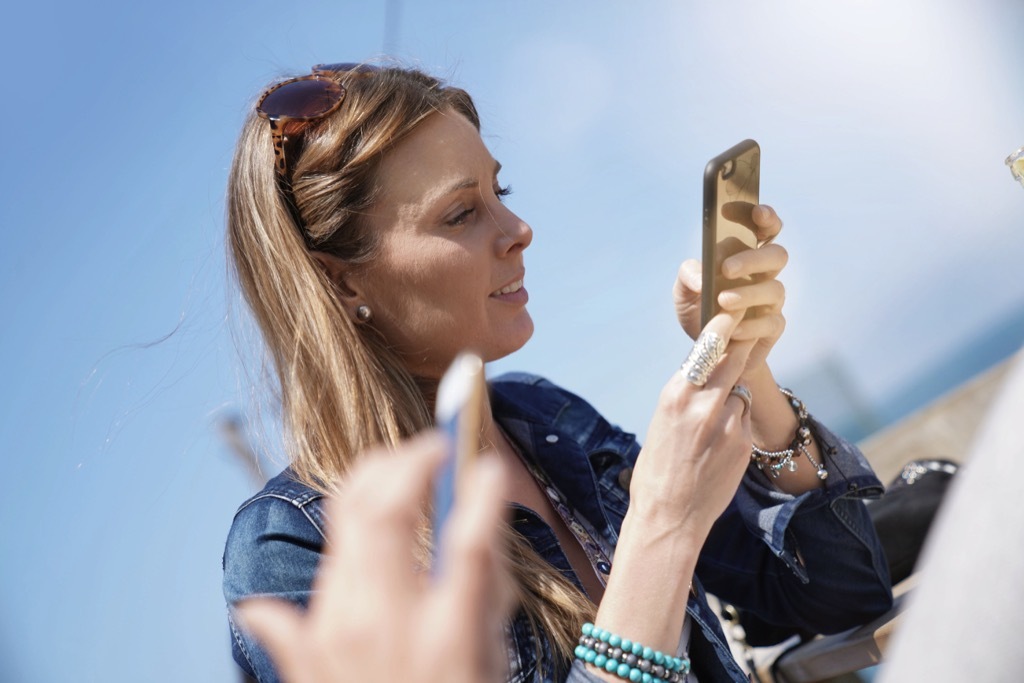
[{"left": 258, "top": 77, "right": 345, "bottom": 120}]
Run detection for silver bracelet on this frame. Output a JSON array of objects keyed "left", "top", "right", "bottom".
[{"left": 750, "top": 388, "right": 828, "bottom": 480}]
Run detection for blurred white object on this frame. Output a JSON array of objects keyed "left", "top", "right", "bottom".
[
  {"left": 1007, "top": 146, "right": 1024, "bottom": 188},
  {"left": 881, "top": 348, "right": 1024, "bottom": 681}
]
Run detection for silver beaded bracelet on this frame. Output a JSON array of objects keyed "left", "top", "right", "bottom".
[{"left": 750, "top": 387, "right": 828, "bottom": 480}]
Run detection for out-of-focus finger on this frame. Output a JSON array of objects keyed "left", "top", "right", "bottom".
[
  {"left": 433, "top": 454, "right": 511, "bottom": 669},
  {"left": 325, "top": 433, "right": 447, "bottom": 600},
  {"left": 722, "top": 243, "right": 788, "bottom": 280},
  {"left": 719, "top": 279, "right": 785, "bottom": 313},
  {"left": 437, "top": 454, "right": 507, "bottom": 596},
  {"left": 234, "top": 599, "right": 309, "bottom": 681}
]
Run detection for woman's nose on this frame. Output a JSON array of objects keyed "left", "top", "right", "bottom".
[{"left": 495, "top": 207, "right": 532, "bottom": 256}]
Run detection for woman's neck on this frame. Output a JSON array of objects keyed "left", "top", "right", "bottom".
[{"left": 415, "top": 372, "right": 499, "bottom": 452}]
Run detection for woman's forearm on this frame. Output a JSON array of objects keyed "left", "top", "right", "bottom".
[
  {"left": 745, "top": 364, "right": 826, "bottom": 494},
  {"left": 585, "top": 508, "right": 702, "bottom": 681}
]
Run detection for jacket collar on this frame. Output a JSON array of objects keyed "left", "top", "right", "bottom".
[{"left": 489, "top": 377, "right": 612, "bottom": 534}]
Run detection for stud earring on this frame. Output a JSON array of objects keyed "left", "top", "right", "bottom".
[{"left": 356, "top": 304, "right": 373, "bottom": 322}]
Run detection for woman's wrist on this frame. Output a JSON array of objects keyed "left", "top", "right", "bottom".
[
  {"left": 619, "top": 498, "right": 710, "bottom": 553},
  {"left": 590, "top": 507, "right": 700, "bottom": 660},
  {"left": 743, "top": 367, "right": 828, "bottom": 492},
  {"left": 743, "top": 365, "right": 797, "bottom": 449}
]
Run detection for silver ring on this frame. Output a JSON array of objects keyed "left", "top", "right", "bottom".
[
  {"left": 729, "top": 384, "right": 752, "bottom": 416},
  {"left": 680, "top": 331, "right": 726, "bottom": 386}
]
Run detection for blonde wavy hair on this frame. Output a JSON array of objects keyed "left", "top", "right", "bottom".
[{"left": 227, "top": 65, "right": 594, "bottom": 669}]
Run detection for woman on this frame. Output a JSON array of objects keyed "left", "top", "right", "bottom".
[{"left": 222, "top": 63, "right": 893, "bottom": 683}]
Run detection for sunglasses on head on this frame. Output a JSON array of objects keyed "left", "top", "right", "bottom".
[{"left": 256, "top": 63, "right": 381, "bottom": 179}]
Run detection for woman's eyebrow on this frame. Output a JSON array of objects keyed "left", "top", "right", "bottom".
[{"left": 438, "top": 160, "right": 503, "bottom": 198}]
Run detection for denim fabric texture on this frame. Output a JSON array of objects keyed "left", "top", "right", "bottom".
[{"left": 222, "top": 373, "right": 893, "bottom": 682}]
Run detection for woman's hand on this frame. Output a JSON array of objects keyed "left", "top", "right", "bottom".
[
  {"left": 235, "top": 434, "right": 511, "bottom": 683},
  {"left": 673, "top": 204, "right": 788, "bottom": 374},
  {"left": 672, "top": 205, "right": 826, "bottom": 493},
  {"left": 629, "top": 313, "right": 756, "bottom": 542},
  {"left": 588, "top": 315, "right": 756, "bottom": 670}
]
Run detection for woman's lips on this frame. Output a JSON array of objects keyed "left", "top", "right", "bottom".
[{"left": 490, "top": 278, "right": 528, "bottom": 304}]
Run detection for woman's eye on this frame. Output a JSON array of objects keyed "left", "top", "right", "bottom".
[
  {"left": 446, "top": 185, "right": 511, "bottom": 226},
  {"left": 446, "top": 208, "right": 474, "bottom": 226}
]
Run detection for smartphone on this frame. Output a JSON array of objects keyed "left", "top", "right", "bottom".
[
  {"left": 701, "top": 139, "right": 761, "bottom": 329},
  {"left": 432, "top": 351, "right": 486, "bottom": 571}
]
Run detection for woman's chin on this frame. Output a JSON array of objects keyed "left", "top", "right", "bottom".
[{"left": 485, "top": 315, "right": 534, "bottom": 363}]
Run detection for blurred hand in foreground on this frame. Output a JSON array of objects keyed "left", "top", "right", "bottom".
[{"left": 236, "top": 433, "right": 511, "bottom": 683}]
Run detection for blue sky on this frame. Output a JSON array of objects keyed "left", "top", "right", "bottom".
[{"left": 1, "top": 1, "right": 1022, "bottom": 680}]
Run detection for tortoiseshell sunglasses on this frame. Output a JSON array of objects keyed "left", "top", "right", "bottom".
[{"left": 256, "top": 63, "right": 380, "bottom": 179}]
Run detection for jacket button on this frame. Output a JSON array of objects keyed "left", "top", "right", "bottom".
[
  {"left": 545, "top": 434, "right": 559, "bottom": 443},
  {"left": 617, "top": 467, "right": 633, "bottom": 490}
]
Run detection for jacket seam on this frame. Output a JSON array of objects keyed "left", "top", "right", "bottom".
[
  {"left": 235, "top": 492, "right": 328, "bottom": 539},
  {"left": 227, "top": 609, "right": 259, "bottom": 680}
]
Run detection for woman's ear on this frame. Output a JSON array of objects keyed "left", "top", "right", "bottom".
[{"left": 310, "top": 250, "right": 365, "bottom": 313}]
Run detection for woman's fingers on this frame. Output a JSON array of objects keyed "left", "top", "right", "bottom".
[
  {"left": 703, "top": 338, "right": 756, "bottom": 396},
  {"left": 733, "top": 314, "right": 786, "bottom": 343},
  {"left": 673, "top": 259, "right": 704, "bottom": 338},
  {"left": 722, "top": 243, "right": 788, "bottom": 281},
  {"left": 432, "top": 454, "right": 511, "bottom": 679},
  {"left": 722, "top": 203, "right": 786, "bottom": 278},
  {"left": 323, "top": 433, "right": 446, "bottom": 607},
  {"left": 234, "top": 433, "right": 511, "bottom": 683},
  {"left": 674, "top": 313, "right": 756, "bottom": 417},
  {"left": 723, "top": 384, "right": 753, "bottom": 420},
  {"left": 436, "top": 455, "right": 507, "bottom": 599},
  {"left": 675, "top": 259, "right": 702, "bottom": 296},
  {"left": 718, "top": 279, "right": 785, "bottom": 313},
  {"left": 752, "top": 204, "right": 783, "bottom": 244},
  {"left": 677, "top": 310, "right": 745, "bottom": 386}
]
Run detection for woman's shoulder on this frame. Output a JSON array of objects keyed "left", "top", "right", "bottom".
[
  {"left": 490, "top": 372, "right": 638, "bottom": 455},
  {"left": 235, "top": 468, "right": 327, "bottom": 515},
  {"left": 490, "top": 372, "right": 603, "bottom": 424},
  {"left": 223, "top": 469, "right": 328, "bottom": 603},
  {"left": 230, "top": 468, "right": 329, "bottom": 537},
  {"left": 489, "top": 371, "right": 595, "bottom": 409}
]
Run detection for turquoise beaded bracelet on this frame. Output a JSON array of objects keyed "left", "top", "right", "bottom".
[{"left": 574, "top": 622, "right": 690, "bottom": 683}]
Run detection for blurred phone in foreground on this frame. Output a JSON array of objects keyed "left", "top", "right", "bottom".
[
  {"left": 701, "top": 139, "right": 761, "bottom": 329},
  {"left": 432, "top": 351, "right": 486, "bottom": 572}
]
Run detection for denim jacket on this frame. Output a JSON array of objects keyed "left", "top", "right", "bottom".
[{"left": 223, "top": 373, "right": 893, "bottom": 682}]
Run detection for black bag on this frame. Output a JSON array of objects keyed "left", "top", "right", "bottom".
[
  {"left": 866, "top": 459, "right": 959, "bottom": 586},
  {"left": 724, "top": 459, "right": 960, "bottom": 650}
]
